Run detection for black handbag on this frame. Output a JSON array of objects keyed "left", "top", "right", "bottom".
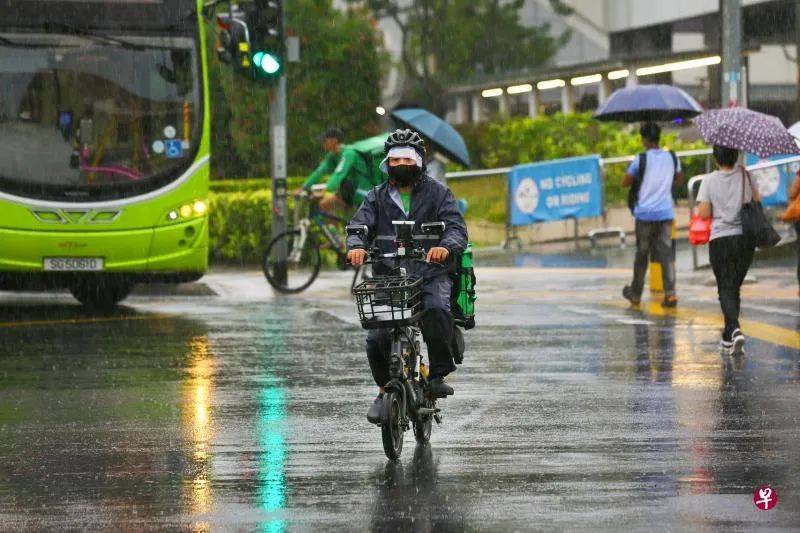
[{"left": 740, "top": 168, "right": 781, "bottom": 248}]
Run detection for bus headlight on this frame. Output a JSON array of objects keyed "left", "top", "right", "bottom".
[{"left": 166, "top": 199, "right": 208, "bottom": 222}]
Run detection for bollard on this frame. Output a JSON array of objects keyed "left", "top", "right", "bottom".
[{"left": 648, "top": 220, "right": 677, "bottom": 296}]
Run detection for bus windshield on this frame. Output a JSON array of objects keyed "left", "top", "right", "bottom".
[{"left": 0, "top": 31, "right": 201, "bottom": 201}]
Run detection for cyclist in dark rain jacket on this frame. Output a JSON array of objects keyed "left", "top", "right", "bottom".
[{"left": 347, "top": 129, "right": 468, "bottom": 424}]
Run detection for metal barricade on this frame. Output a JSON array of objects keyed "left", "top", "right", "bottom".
[{"left": 445, "top": 148, "right": 716, "bottom": 250}]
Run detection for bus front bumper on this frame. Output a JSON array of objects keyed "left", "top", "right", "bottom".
[{"left": 0, "top": 217, "right": 208, "bottom": 289}]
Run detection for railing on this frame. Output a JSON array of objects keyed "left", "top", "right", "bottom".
[
  {"left": 444, "top": 148, "right": 715, "bottom": 181},
  {"left": 446, "top": 150, "right": 798, "bottom": 255},
  {"left": 445, "top": 148, "right": 716, "bottom": 249}
]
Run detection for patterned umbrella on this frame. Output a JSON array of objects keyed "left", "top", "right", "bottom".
[
  {"left": 787, "top": 120, "right": 800, "bottom": 140},
  {"left": 694, "top": 107, "right": 800, "bottom": 158}
]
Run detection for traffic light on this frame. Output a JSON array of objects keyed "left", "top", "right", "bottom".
[
  {"left": 247, "top": 0, "right": 284, "bottom": 82},
  {"left": 216, "top": 7, "right": 251, "bottom": 74}
]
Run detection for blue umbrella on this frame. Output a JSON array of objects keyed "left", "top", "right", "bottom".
[
  {"left": 390, "top": 108, "right": 471, "bottom": 167},
  {"left": 593, "top": 84, "right": 703, "bottom": 123}
]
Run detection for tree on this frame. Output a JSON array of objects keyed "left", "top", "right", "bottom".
[
  {"left": 352, "top": 0, "right": 570, "bottom": 115},
  {"left": 207, "top": 0, "right": 384, "bottom": 179}
]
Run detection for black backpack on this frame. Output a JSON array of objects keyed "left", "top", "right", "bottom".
[{"left": 627, "top": 150, "right": 679, "bottom": 214}]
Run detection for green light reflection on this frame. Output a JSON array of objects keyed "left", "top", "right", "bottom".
[{"left": 257, "top": 386, "right": 287, "bottom": 533}]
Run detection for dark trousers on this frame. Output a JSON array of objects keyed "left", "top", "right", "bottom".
[
  {"left": 709, "top": 235, "right": 755, "bottom": 339},
  {"left": 366, "top": 275, "right": 456, "bottom": 387},
  {"left": 631, "top": 220, "right": 676, "bottom": 298}
]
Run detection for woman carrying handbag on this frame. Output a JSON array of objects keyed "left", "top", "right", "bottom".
[{"left": 695, "top": 145, "right": 761, "bottom": 355}]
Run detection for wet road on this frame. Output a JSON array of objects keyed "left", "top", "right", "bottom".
[{"left": 1, "top": 266, "right": 799, "bottom": 530}]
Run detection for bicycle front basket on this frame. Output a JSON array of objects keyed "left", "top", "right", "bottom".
[{"left": 353, "top": 275, "right": 424, "bottom": 329}]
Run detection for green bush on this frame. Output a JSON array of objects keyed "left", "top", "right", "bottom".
[
  {"left": 209, "top": 177, "right": 305, "bottom": 194},
  {"left": 208, "top": 187, "right": 340, "bottom": 266},
  {"left": 208, "top": 190, "right": 272, "bottom": 265}
]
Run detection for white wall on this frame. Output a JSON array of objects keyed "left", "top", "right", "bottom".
[
  {"left": 568, "top": 0, "right": 773, "bottom": 32},
  {"left": 748, "top": 45, "right": 798, "bottom": 85}
]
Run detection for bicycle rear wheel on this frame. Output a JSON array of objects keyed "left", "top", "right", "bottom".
[
  {"left": 381, "top": 391, "right": 404, "bottom": 461},
  {"left": 262, "top": 230, "right": 322, "bottom": 293}
]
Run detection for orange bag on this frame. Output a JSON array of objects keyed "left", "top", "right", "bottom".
[
  {"left": 689, "top": 214, "right": 711, "bottom": 246},
  {"left": 782, "top": 194, "right": 800, "bottom": 222}
]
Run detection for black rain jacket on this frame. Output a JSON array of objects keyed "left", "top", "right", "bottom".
[{"left": 346, "top": 175, "right": 468, "bottom": 279}]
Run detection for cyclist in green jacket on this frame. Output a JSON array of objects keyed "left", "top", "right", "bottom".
[{"left": 301, "top": 127, "right": 382, "bottom": 212}]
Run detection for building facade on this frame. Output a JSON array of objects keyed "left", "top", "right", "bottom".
[{"left": 445, "top": 0, "right": 797, "bottom": 124}]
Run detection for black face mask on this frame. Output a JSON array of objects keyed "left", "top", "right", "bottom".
[{"left": 388, "top": 164, "right": 421, "bottom": 186}]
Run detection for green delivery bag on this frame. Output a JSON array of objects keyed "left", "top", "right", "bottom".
[{"left": 451, "top": 243, "right": 476, "bottom": 330}]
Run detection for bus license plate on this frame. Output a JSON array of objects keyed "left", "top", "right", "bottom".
[{"left": 43, "top": 258, "right": 104, "bottom": 271}]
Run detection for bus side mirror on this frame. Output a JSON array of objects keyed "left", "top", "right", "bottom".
[{"left": 421, "top": 222, "right": 445, "bottom": 237}]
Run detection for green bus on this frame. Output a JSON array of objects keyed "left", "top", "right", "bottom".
[{"left": 0, "top": 0, "right": 210, "bottom": 307}]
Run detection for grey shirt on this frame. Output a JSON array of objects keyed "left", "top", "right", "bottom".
[{"left": 696, "top": 167, "right": 757, "bottom": 240}]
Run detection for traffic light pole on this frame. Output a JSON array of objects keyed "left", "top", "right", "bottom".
[
  {"left": 721, "top": 0, "right": 742, "bottom": 107},
  {"left": 270, "top": 74, "right": 288, "bottom": 285}
]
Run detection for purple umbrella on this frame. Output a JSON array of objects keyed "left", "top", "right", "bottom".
[
  {"left": 593, "top": 84, "right": 702, "bottom": 123},
  {"left": 694, "top": 107, "right": 800, "bottom": 158}
]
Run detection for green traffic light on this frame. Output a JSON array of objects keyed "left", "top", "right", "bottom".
[{"left": 253, "top": 51, "right": 281, "bottom": 75}]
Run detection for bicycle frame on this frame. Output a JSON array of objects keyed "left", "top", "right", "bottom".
[
  {"left": 384, "top": 323, "right": 428, "bottom": 426},
  {"left": 288, "top": 195, "right": 348, "bottom": 263}
]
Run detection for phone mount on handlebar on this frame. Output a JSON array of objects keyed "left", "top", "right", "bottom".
[
  {"left": 420, "top": 221, "right": 445, "bottom": 237},
  {"left": 346, "top": 224, "right": 368, "bottom": 238},
  {"left": 392, "top": 220, "right": 415, "bottom": 243}
]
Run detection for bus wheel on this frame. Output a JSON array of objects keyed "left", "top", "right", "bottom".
[{"left": 70, "top": 282, "right": 132, "bottom": 310}]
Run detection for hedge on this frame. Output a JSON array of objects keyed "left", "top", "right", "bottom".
[
  {"left": 207, "top": 114, "right": 711, "bottom": 261},
  {"left": 208, "top": 190, "right": 272, "bottom": 265},
  {"left": 456, "top": 113, "right": 708, "bottom": 209}
]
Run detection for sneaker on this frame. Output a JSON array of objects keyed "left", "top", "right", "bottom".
[
  {"left": 662, "top": 295, "right": 678, "bottom": 308},
  {"left": 730, "top": 329, "right": 745, "bottom": 356},
  {"left": 622, "top": 285, "right": 641, "bottom": 306},
  {"left": 366, "top": 394, "right": 383, "bottom": 424},
  {"left": 428, "top": 378, "right": 454, "bottom": 398}
]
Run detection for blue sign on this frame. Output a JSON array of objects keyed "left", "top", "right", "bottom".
[
  {"left": 508, "top": 155, "right": 603, "bottom": 227},
  {"left": 745, "top": 153, "right": 798, "bottom": 207},
  {"left": 165, "top": 139, "right": 183, "bottom": 159}
]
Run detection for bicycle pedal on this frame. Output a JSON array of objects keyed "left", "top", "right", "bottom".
[{"left": 433, "top": 414, "right": 443, "bottom": 425}]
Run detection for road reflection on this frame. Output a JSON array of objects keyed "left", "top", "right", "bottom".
[
  {"left": 369, "top": 445, "right": 464, "bottom": 531},
  {"left": 257, "top": 386, "right": 287, "bottom": 533},
  {"left": 182, "top": 335, "right": 216, "bottom": 530},
  {"left": 0, "top": 303, "right": 213, "bottom": 528}
]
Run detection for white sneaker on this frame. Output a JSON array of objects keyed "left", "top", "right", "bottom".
[{"left": 729, "top": 329, "right": 745, "bottom": 355}]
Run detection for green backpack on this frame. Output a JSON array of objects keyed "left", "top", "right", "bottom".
[{"left": 451, "top": 243, "right": 476, "bottom": 330}]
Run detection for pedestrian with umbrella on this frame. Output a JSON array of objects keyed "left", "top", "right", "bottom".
[
  {"left": 595, "top": 85, "right": 703, "bottom": 308},
  {"left": 693, "top": 107, "right": 800, "bottom": 355}
]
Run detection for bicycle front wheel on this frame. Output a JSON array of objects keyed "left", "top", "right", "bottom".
[
  {"left": 262, "top": 230, "right": 322, "bottom": 293},
  {"left": 381, "top": 391, "right": 404, "bottom": 461}
]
